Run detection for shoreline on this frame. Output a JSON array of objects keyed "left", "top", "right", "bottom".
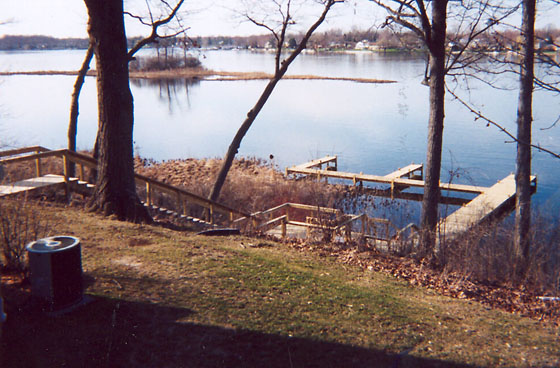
[{"left": 0, "top": 68, "right": 396, "bottom": 84}]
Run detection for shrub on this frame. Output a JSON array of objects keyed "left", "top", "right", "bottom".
[
  {"left": 130, "top": 55, "right": 201, "bottom": 71},
  {"left": 434, "top": 217, "right": 560, "bottom": 293},
  {"left": 0, "top": 199, "right": 53, "bottom": 275}
]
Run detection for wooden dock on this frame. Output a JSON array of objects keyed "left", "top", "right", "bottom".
[
  {"left": 440, "top": 174, "right": 537, "bottom": 238},
  {"left": 287, "top": 156, "right": 538, "bottom": 241}
]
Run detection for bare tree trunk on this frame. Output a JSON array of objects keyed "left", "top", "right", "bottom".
[
  {"left": 84, "top": 0, "right": 151, "bottom": 223},
  {"left": 514, "top": 0, "right": 536, "bottom": 277},
  {"left": 67, "top": 43, "right": 94, "bottom": 177},
  {"left": 208, "top": 0, "right": 340, "bottom": 202},
  {"left": 209, "top": 77, "right": 283, "bottom": 202},
  {"left": 420, "top": 0, "right": 448, "bottom": 252}
]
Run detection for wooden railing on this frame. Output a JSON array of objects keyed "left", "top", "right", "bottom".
[
  {"left": 1, "top": 147, "right": 401, "bottom": 242},
  {"left": 235, "top": 202, "right": 397, "bottom": 243},
  {"left": 0, "top": 146, "right": 51, "bottom": 178},
  {"left": 0, "top": 147, "right": 250, "bottom": 226}
]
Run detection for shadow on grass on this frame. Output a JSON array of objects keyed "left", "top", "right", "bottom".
[{"left": 1, "top": 287, "right": 474, "bottom": 368}]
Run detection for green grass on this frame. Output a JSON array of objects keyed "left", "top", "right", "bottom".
[{"left": 1, "top": 201, "right": 559, "bottom": 367}]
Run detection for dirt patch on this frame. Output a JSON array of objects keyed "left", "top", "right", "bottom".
[{"left": 112, "top": 256, "right": 143, "bottom": 269}]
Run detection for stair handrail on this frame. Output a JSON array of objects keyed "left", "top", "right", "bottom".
[{"left": 0, "top": 146, "right": 252, "bottom": 224}]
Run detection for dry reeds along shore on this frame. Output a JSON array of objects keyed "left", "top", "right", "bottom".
[{"left": 0, "top": 68, "right": 396, "bottom": 84}]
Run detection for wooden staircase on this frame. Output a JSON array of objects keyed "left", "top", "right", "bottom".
[
  {"left": 141, "top": 202, "right": 215, "bottom": 229},
  {"left": 0, "top": 147, "right": 249, "bottom": 230}
]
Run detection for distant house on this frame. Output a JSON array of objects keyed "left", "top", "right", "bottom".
[{"left": 355, "top": 40, "right": 371, "bottom": 50}]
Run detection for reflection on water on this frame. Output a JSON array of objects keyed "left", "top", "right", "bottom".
[{"left": 130, "top": 77, "right": 200, "bottom": 115}]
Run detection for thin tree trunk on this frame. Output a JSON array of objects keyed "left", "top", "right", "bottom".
[
  {"left": 420, "top": 0, "right": 448, "bottom": 253},
  {"left": 84, "top": 0, "right": 151, "bottom": 223},
  {"left": 67, "top": 43, "right": 94, "bottom": 177},
  {"left": 208, "top": 0, "right": 339, "bottom": 202},
  {"left": 208, "top": 77, "right": 283, "bottom": 202},
  {"left": 514, "top": 0, "right": 536, "bottom": 277}
]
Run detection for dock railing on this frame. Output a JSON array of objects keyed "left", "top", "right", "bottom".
[{"left": 235, "top": 202, "right": 398, "bottom": 244}]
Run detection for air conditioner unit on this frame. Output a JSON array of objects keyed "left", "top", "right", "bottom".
[{"left": 26, "top": 236, "right": 83, "bottom": 312}]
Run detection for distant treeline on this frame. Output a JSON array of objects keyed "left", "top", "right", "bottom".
[
  {"left": 0, "top": 35, "right": 144, "bottom": 51},
  {"left": 0, "top": 31, "right": 418, "bottom": 51},
  {"left": 2, "top": 26, "right": 559, "bottom": 52}
]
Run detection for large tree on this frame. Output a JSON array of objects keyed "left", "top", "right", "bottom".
[
  {"left": 513, "top": 0, "right": 536, "bottom": 276},
  {"left": 69, "top": 0, "right": 185, "bottom": 176},
  {"left": 370, "top": 0, "right": 449, "bottom": 253},
  {"left": 83, "top": 0, "right": 150, "bottom": 222},
  {"left": 370, "top": 0, "right": 513, "bottom": 254}
]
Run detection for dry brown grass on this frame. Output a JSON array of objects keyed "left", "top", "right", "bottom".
[
  {"left": 134, "top": 156, "right": 346, "bottom": 214},
  {"left": 436, "top": 219, "right": 560, "bottom": 294},
  {"left": 0, "top": 69, "right": 395, "bottom": 84}
]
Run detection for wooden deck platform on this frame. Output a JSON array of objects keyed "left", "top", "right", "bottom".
[
  {"left": 287, "top": 157, "right": 487, "bottom": 194},
  {"left": 0, "top": 174, "right": 68, "bottom": 197},
  {"left": 292, "top": 155, "right": 338, "bottom": 170},
  {"left": 441, "top": 174, "right": 537, "bottom": 238}
]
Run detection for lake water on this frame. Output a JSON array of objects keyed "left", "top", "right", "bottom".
[{"left": 1, "top": 49, "right": 559, "bottom": 218}]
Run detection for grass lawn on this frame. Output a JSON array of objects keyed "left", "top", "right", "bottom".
[{"left": 1, "top": 201, "right": 558, "bottom": 367}]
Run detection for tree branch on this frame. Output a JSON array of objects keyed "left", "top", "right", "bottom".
[
  {"left": 127, "top": 0, "right": 186, "bottom": 59},
  {"left": 446, "top": 86, "right": 560, "bottom": 160}
]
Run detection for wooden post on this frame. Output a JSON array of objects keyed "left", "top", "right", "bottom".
[
  {"left": 62, "top": 154, "right": 69, "bottom": 200},
  {"left": 176, "top": 191, "right": 181, "bottom": 214},
  {"left": 209, "top": 204, "right": 214, "bottom": 224},
  {"left": 345, "top": 224, "right": 351, "bottom": 243},
  {"left": 385, "top": 222, "right": 390, "bottom": 240},
  {"left": 182, "top": 198, "right": 187, "bottom": 216},
  {"left": 146, "top": 182, "right": 152, "bottom": 207},
  {"left": 79, "top": 164, "right": 84, "bottom": 181},
  {"left": 281, "top": 218, "right": 287, "bottom": 241},
  {"left": 35, "top": 150, "right": 41, "bottom": 177},
  {"left": 229, "top": 211, "right": 234, "bottom": 223}
]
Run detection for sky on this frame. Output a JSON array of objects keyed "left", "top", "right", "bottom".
[
  {"left": 0, "top": 0, "right": 381, "bottom": 39},
  {"left": 1, "top": 1, "right": 558, "bottom": 39}
]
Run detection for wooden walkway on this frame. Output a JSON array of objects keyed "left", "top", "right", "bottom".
[
  {"left": 287, "top": 157, "right": 487, "bottom": 195},
  {"left": 441, "top": 174, "right": 537, "bottom": 238},
  {"left": 0, "top": 174, "right": 68, "bottom": 197}
]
